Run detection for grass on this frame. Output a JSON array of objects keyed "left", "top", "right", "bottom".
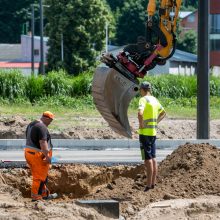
[
  {"left": 0, "top": 96, "right": 219, "bottom": 121},
  {"left": 129, "top": 96, "right": 220, "bottom": 119},
  {"left": 0, "top": 98, "right": 219, "bottom": 133},
  {"left": 0, "top": 70, "right": 218, "bottom": 132},
  {"left": 0, "top": 103, "right": 102, "bottom": 132}
]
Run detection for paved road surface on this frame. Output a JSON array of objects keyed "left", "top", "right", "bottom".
[{"left": 0, "top": 148, "right": 173, "bottom": 163}]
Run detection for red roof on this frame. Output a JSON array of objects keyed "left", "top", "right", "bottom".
[{"left": 0, "top": 62, "right": 41, "bottom": 68}]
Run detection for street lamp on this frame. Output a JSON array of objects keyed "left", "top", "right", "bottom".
[
  {"left": 105, "top": 22, "right": 108, "bottom": 53},
  {"left": 31, "top": 4, "right": 35, "bottom": 74},
  {"left": 39, "top": 0, "right": 44, "bottom": 75},
  {"left": 61, "top": 33, "right": 64, "bottom": 62},
  {"left": 32, "top": 2, "right": 49, "bottom": 75}
]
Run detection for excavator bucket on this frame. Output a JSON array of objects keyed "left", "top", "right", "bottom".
[{"left": 92, "top": 66, "right": 139, "bottom": 138}]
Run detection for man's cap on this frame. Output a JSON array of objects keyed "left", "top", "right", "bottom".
[
  {"left": 42, "top": 111, "right": 55, "bottom": 119},
  {"left": 140, "top": 81, "right": 151, "bottom": 90}
]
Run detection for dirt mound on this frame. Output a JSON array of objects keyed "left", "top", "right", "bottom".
[
  {"left": 0, "top": 116, "right": 29, "bottom": 138},
  {"left": 0, "top": 115, "right": 220, "bottom": 139},
  {"left": 158, "top": 143, "right": 220, "bottom": 198},
  {"left": 131, "top": 195, "right": 220, "bottom": 220},
  {"left": 0, "top": 143, "right": 220, "bottom": 219},
  {"left": 0, "top": 115, "right": 125, "bottom": 139},
  {"left": 85, "top": 144, "right": 220, "bottom": 217},
  {"left": 0, "top": 183, "right": 114, "bottom": 220}
]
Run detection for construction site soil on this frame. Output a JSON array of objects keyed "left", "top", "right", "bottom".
[
  {"left": 0, "top": 143, "right": 220, "bottom": 219},
  {"left": 0, "top": 115, "right": 220, "bottom": 139}
]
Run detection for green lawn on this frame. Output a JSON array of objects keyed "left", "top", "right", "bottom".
[{"left": 0, "top": 97, "right": 219, "bottom": 122}]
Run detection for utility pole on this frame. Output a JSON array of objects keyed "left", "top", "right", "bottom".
[
  {"left": 197, "top": 0, "right": 210, "bottom": 139},
  {"left": 61, "top": 33, "right": 64, "bottom": 61},
  {"left": 31, "top": 4, "right": 35, "bottom": 75},
  {"left": 39, "top": 0, "right": 45, "bottom": 75},
  {"left": 105, "top": 22, "right": 108, "bottom": 53}
]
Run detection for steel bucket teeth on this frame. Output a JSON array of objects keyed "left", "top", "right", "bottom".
[{"left": 92, "top": 66, "right": 139, "bottom": 138}]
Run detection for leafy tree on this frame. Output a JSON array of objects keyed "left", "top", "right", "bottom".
[
  {"left": 182, "top": 0, "right": 198, "bottom": 9},
  {"left": 177, "top": 30, "right": 197, "bottom": 54},
  {"left": 0, "top": 0, "right": 39, "bottom": 43},
  {"left": 115, "top": 0, "right": 147, "bottom": 45},
  {"left": 45, "top": 0, "right": 112, "bottom": 74},
  {"left": 106, "top": 0, "right": 125, "bottom": 11}
]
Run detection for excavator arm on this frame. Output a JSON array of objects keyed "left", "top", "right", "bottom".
[{"left": 92, "top": 0, "right": 182, "bottom": 138}]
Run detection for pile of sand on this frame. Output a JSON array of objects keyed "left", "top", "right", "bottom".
[
  {"left": 0, "top": 143, "right": 220, "bottom": 219},
  {"left": 158, "top": 143, "right": 220, "bottom": 198}
]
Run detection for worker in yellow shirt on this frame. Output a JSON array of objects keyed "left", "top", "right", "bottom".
[{"left": 138, "top": 81, "right": 166, "bottom": 192}]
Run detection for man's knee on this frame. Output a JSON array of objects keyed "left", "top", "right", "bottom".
[{"left": 144, "top": 159, "right": 153, "bottom": 167}]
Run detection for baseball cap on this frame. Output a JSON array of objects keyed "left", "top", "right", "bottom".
[
  {"left": 140, "top": 81, "right": 151, "bottom": 90},
  {"left": 42, "top": 111, "right": 55, "bottom": 119}
]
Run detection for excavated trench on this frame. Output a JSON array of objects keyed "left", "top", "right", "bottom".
[
  {"left": 0, "top": 164, "right": 145, "bottom": 198},
  {"left": 1, "top": 143, "right": 220, "bottom": 219}
]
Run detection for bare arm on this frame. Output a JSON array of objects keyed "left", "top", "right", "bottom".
[
  {"left": 138, "top": 110, "right": 145, "bottom": 129},
  {"left": 157, "top": 110, "right": 166, "bottom": 124},
  {"left": 40, "top": 140, "right": 51, "bottom": 163}
]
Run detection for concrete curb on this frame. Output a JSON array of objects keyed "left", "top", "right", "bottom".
[{"left": 0, "top": 139, "right": 220, "bottom": 150}]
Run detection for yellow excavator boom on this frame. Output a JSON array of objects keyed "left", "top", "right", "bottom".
[{"left": 92, "top": 0, "right": 182, "bottom": 138}]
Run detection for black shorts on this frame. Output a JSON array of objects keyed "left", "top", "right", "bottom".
[{"left": 139, "top": 135, "right": 156, "bottom": 160}]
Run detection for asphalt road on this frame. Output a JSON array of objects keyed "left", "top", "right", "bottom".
[{"left": 0, "top": 148, "right": 173, "bottom": 163}]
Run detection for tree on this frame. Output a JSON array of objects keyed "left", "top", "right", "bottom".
[
  {"left": 106, "top": 0, "right": 125, "bottom": 11},
  {"left": 0, "top": 0, "right": 39, "bottom": 43},
  {"left": 115, "top": 0, "right": 147, "bottom": 45},
  {"left": 177, "top": 30, "right": 197, "bottom": 54},
  {"left": 182, "top": 0, "right": 198, "bottom": 9},
  {"left": 45, "top": 0, "right": 112, "bottom": 74}
]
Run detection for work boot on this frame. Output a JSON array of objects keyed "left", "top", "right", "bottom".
[
  {"left": 31, "top": 194, "right": 43, "bottom": 202},
  {"left": 144, "top": 186, "right": 151, "bottom": 192},
  {"left": 31, "top": 198, "right": 42, "bottom": 202},
  {"left": 151, "top": 184, "right": 157, "bottom": 189},
  {"left": 43, "top": 193, "right": 58, "bottom": 200}
]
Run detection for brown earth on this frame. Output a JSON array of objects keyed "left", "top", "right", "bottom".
[
  {"left": 0, "top": 143, "right": 220, "bottom": 219},
  {"left": 0, "top": 115, "right": 220, "bottom": 139}
]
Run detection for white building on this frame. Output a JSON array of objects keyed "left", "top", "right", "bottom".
[{"left": 21, "top": 35, "right": 49, "bottom": 62}]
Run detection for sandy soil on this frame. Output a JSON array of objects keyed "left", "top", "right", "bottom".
[
  {"left": 0, "top": 143, "right": 220, "bottom": 219},
  {"left": 0, "top": 115, "right": 220, "bottom": 139}
]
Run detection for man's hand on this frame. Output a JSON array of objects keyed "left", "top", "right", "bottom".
[
  {"left": 43, "top": 156, "right": 51, "bottom": 164},
  {"left": 139, "top": 123, "right": 144, "bottom": 129},
  {"left": 157, "top": 110, "right": 166, "bottom": 124},
  {"left": 40, "top": 140, "right": 51, "bottom": 164}
]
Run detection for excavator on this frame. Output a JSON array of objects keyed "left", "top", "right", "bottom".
[{"left": 92, "top": 0, "right": 182, "bottom": 138}]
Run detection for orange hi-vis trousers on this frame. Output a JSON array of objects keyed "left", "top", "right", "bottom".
[{"left": 24, "top": 147, "right": 52, "bottom": 200}]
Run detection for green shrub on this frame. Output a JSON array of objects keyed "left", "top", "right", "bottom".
[
  {"left": 43, "top": 70, "right": 71, "bottom": 96},
  {"left": 0, "top": 70, "right": 26, "bottom": 99},
  {"left": 70, "top": 71, "right": 93, "bottom": 96},
  {"left": 26, "top": 75, "right": 44, "bottom": 102},
  {"left": 210, "top": 76, "right": 220, "bottom": 96},
  {"left": 0, "top": 70, "right": 219, "bottom": 104},
  {"left": 35, "top": 95, "right": 95, "bottom": 109},
  {"left": 144, "top": 75, "right": 197, "bottom": 98}
]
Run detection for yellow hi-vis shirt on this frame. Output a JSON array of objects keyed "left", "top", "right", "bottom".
[{"left": 138, "top": 95, "right": 164, "bottom": 136}]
